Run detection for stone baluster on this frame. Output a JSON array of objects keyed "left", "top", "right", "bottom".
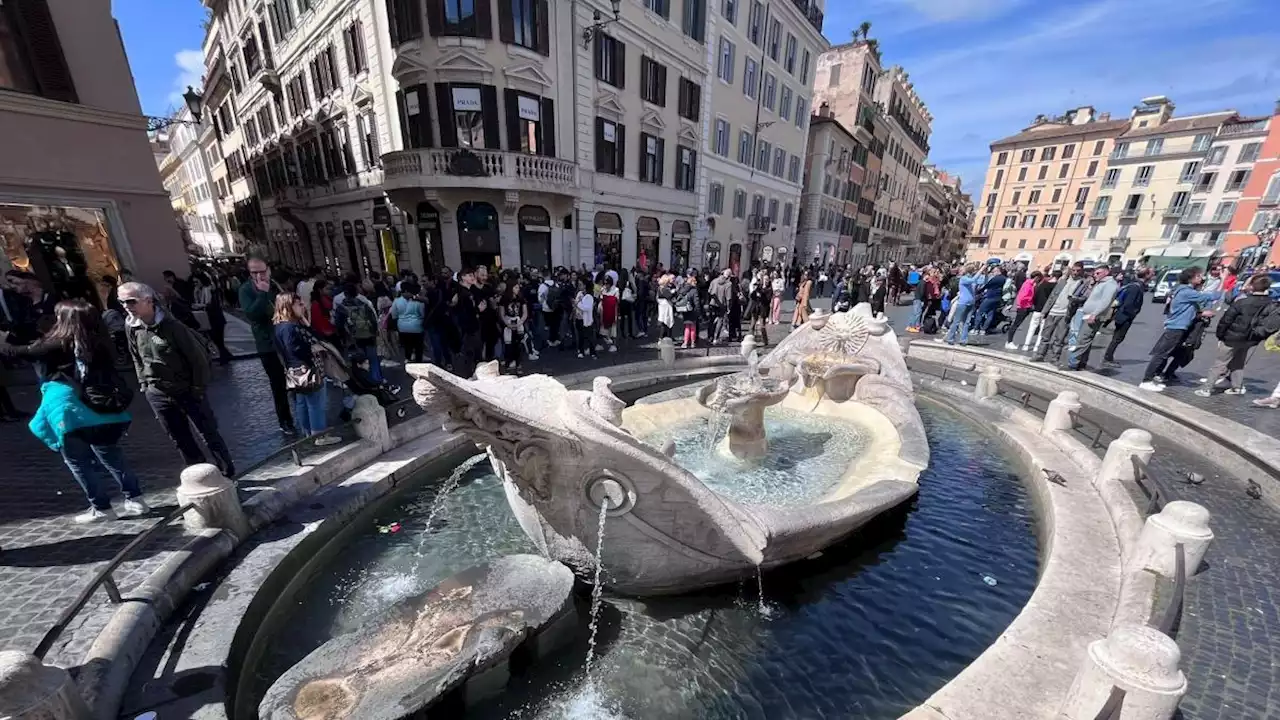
[
  {"left": 177, "top": 464, "right": 251, "bottom": 540},
  {"left": 658, "top": 337, "right": 676, "bottom": 367},
  {"left": 974, "top": 365, "right": 1001, "bottom": 400},
  {"left": 1098, "top": 429, "right": 1155, "bottom": 489},
  {"left": 0, "top": 651, "right": 91, "bottom": 720},
  {"left": 1059, "top": 624, "right": 1186, "bottom": 720},
  {"left": 1131, "top": 501, "right": 1214, "bottom": 578},
  {"left": 740, "top": 335, "right": 757, "bottom": 359},
  {"left": 1042, "top": 390, "right": 1081, "bottom": 434}
]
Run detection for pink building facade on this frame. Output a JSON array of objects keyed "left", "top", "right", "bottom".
[{"left": 0, "top": 0, "right": 185, "bottom": 304}]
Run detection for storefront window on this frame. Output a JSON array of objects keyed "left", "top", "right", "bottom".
[
  {"left": 636, "top": 216, "right": 659, "bottom": 272},
  {"left": 728, "top": 243, "right": 742, "bottom": 274},
  {"left": 0, "top": 203, "right": 123, "bottom": 309},
  {"left": 457, "top": 201, "right": 500, "bottom": 270},
  {"left": 415, "top": 203, "right": 445, "bottom": 275},
  {"left": 704, "top": 241, "right": 721, "bottom": 270},
  {"left": 518, "top": 205, "right": 552, "bottom": 270},
  {"left": 593, "top": 212, "right": 622, "bottom": 271},
  {"left": 670, "top": 220, "right": 691, "bottom": 272}
]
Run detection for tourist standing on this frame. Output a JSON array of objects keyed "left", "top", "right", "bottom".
[
  {"left": 677, "top": 271, "right": 701, "bottom": 348},
  {"left": 1196, "top": 274, "right": 1278, "bottom": 397},
  {"left": 1, "top": 299, "right": 146, "bottom": 522},
  {"left": 792, "top": 271, "right": 813, "bottom": 327},
  {"left": 391, "top": 282, "right": 426, "bottom": 363},
  {"left": 657, "top": 274, "right": 676, "bottom": 340},
  {"left": 599, "top": 275, "right": 620, "bottom": 352},
  {"left": 273, "top": 293, "right": 341, "bottom": 445},
  {"left": 574, "top": 278, "right": 598, "bottom": 359},
  {"left": 1063, "top": 266, "right": 1119, "bottom": 371},
  {"left": 770, "top": 273, "right": 785, "bottom": 324},
  {"left": 335, "top": 281, "right": 384, "bottom": 383},
  {"left": 1101, "top": 270, "right": 1148, "bottom": 369},
  {"left": 942, "top": 263, "right": 981, "bottom": 346},
  {"left": 1004, "top": 272, "right": 1040, "bottom": 349},
  {"left": 1032, "top": 263, "right": 1086, "bottom": 365},
  {"left": 239, "top": 250, "right": 294, "bottom": 434}
]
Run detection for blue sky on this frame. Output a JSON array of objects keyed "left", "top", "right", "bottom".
[{"left": 119, "top": 0, "right": 1278, "bottom": 190}]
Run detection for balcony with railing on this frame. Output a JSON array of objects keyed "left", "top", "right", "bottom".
[
  {"left": 1109, "top": 237, "right": 1130, "bottom": 254},
  {"left": 1090, "top": 206, "right": 1110, "bottom": 220},
  {"left": 381, "top": 148, "right": 578, "bottom": 195},
  {"left": 747, "top": 214, "right": 773, "bottom": 234},
  {"left": 1120, "top": 206, "right": 1140, "bottom": 219},
  {"left": 790, "top": 0, "right": 825, "bottom": 32},
  {"left": 1163, "top": 204, "right": 1187, "bottom": 218},
  {"left": 1220, "top": 119, "right": 1269, "bottom": 137}
]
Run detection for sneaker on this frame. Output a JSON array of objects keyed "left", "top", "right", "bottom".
[
  {"left": 933, "top": 337, "right": 947, "bottom": 343},
  {"left": 280, "top": 424, "right": 300, "bottom": 437},
  {"left": 1252, "top": 396, "right": 1280, "bottom": 408},
  {"left": 1004, "top": 342, "right": 1018, "bottom": 350},
  {"left": 314, "top": 434, "right": 343, "bottom": 447},
  {"left": 1020, "top": 345, "right": 1030, "bottom": 352},
  {"left": 906, "top": 327, "right": 920, "bottom": 333},
  {"left": 119, "top": 497, "right": 151, "bottom": 518},
  {"left": 577, "top": 352, "right": 585, "bottom": 358},
  {"left": 530, "top": 352, "right": 541, "bottom": 361},
  {"left": 608, "top": 345, "right": 618, "bottom": 353},
  {"left": 1194, "top": 388, "right": 1213, "bottom": 398},
  {"left": 1224, "top": 387, "right": 1247, "bottom": 396},
  {"left": 75, "top": 507, "right": 116, "bottom": 524},
  {"left": 1139, "top": 381, "right": 1166, "bottom": 392},
  {"left": 1101, "top": 360, "right": 1121, "bottom": 369}
]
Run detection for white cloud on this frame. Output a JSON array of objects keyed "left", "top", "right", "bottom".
[{"left": 167, "top": 49, "right": 205, "bottom": 108}]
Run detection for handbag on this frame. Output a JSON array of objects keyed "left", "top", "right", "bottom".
[{"left": 284, "top": 329, "right": 326, "bottom": 392}]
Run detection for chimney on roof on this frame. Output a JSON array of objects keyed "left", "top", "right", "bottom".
[
  {"left": 819, "top": 101, "right": 831, "bottom": 118},
  {"left": 1071, "top": 106, "right": 1095, "bottom": 125},
  {"left": 1099, "top": 111, "right": 1111, "bottom": 121}
]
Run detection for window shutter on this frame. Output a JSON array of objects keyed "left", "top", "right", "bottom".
[
  {"left": 504, "top": 89, "right": 521, "bottom": 152},
  {"left": 343, "top": 27, "right": 355, "bottom": 72},
  {"left": 658, "top": 65, "right": 667, "bottom": 107},
  {"left": 593, "top": 34, "right": 602, "bottom": 79},
  {"left": 595, "top": 117, "right": 605, "bottom": 172},
  {"left": 540, "top": 97, "right": 556, "bottom": 157},
  {"left": 475, "top": 0, "right": 493, "bottom": 38},
  {"left": 498, "top": 0, "right": 515, "bottom": 43},
  {"left": 617, "top": 42, "right": 627, "bottom": 89},
  {"left": 434, "top": 82, "right": 456, "bottom": 147},
  {"left": 535, "top": 0, "right": 550, "bottom": 55},
  {"left": 426, "top": 0, "right": 445, "bottom": 36},
  {"left": 12, "top": 0, "right": 77, "bottom": 103},
  {"left": 481, "top": 85, "right": 500, "bottom": 150},
  {"left": 396, "top": 89, "right": 412, "bottom": 148},
  {"left": 414, "top": 84, "right": 434, "bottom": 147},
  {"left": 656, "top": 138, "right": 666, "bottom": 185},
  {"left": 638, "top": 132, "right": 648, "bottom": 181},
  {"left": 615, "top": 122, "right": 626, "bottom": 177}
]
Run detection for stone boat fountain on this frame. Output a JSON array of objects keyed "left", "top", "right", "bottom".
[{"left": 409, "top": 304, "right": 929, "bottom": 596}]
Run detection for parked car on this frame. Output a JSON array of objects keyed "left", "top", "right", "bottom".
[{"left": 1152, "top": 269, "right": 1180, "bottom": 301}]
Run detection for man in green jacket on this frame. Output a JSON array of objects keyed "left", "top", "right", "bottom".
[
  {"left": 119, "top": 281, "right": 235, "bottom": 476},
  {"left": 238, "top": 249, "right": 294, "bottom": 434}
]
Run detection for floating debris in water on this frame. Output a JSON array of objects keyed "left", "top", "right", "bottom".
[
  {"left": 982, "top": 575, "right": 998, "bottom": 587},
  {"left": 378, "top": 522, "right": 402, "bottom": 534}
]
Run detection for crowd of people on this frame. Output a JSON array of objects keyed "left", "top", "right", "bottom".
[{"left": 2, "top": 243, "right": 1278, "bottom": 525}]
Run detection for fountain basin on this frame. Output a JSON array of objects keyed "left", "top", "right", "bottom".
[{"left": 258, "top": 554, "right": 575, "bottom": 720}]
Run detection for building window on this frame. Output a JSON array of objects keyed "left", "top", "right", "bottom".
[
  {"left": 1238, "top": 142, "right": 1262, "bottom": 164},
  {"left": 1179, "top": 161, "right": 1200, "bottom": 183},
  {"left": 1062, "top": 144, "right": 1075, "bottom": 159},
  {"left": 594, "top": 33, "right": 624, "bottom": 88},
  {"left": 709, "top": 182, "right": 725, "bottom": 214},
  {"left": 1212, "top": 200, "right": 1236, "bottom": 223},
  {"left": 1086, "top": 160, "right": 1098, "bottom": 177},
  {"left": 782, "top": 202, "right": 794, "bottom": 226},
  {"left": 1021, "top": 214, "right": 1036, "bottom": 229},
  {"left": 1028, "top": 190, "right": 1040, "bottom": 204},
  {"left": 762, "top": 73, "right": 776, "bottom": 110},
  {"left": 1051, "top": 188, "right": 1062, "bottom": 203},
  {"left": 778, "top": 85, "right": 793, "bottom": 120},
  {"left": 755, "top": 140, "right": 770, "bottom": 172},
  {"left": 1144, "top": 138, "right": 1163, "bottom": 156},
  {"left": 772, "top": 148, "right": 785, "bottom": 177},
  {"left": 1020, "top": 149, "right": 1035, "bottom": 162},
  {"left": 1037, "top": 165, "right": 1048, "bottom": 180},
  {"left": 733, "top": 189, "right": 747, "bottom": 218},
  {"left": 1263, "top": 171, "right": 1280, "bottom": 205},
  {"left": 784, "top": 33, "right": 796, "bottom": 73},
  {"left": 800, "top": 49, "right": 810, "bottom": 84},
  {"left": 788, "top": 154, "right": 800, "bottom": 182},
  {"left": 1112, "top": 142, "right": 1129, "bottom": 159},
  {"left": 795, "top": 97, "right": 807, "bottom": 128},
  {"left": 595, "top": 118, "right": 624, "bottom": 176},
  {"left": 1059, "top": 163, "right": 1069, "bottom": 179},
  {"left": 721, "top": 0, "right": 737, "bottom": 24},
  {"left": 743, "top": 58, "right": 758, "bottom": 99},
  {"left": 644, "top": 0, "right": 669, "bottom": 18},
  {"left": 1134, "top": 165, "right": 1154, "bottom": 187},
  {"left": 1002, "top": 214, "right": 1016, "bottom": 229},
  {"left": 714, "top": 118, "right": 730, "bottom": 155},
  {"left": 1062, "top": 238, "right": 1074, "bottom": 250},
  {"left": 993, "top": 168, "right": 1003, "bottom": 189},
  {"left": 1205, "top": 146, "right": 1227, "bottom": 166},
  {"left": 1043, "top": 213, "right": 1058, "bottom": 228},
  {"left": 996, "top": 151, "right": 1008, "bottom": 165},
  {"left": 1226, "top": 169, "right": 1251, "bottom": 192},
  {"left": 999, "top": 239, "right": 1007, "bottom": 249},
  {"left": 1017, "top": 167, "right": 1027, "bottom": 182},
  {"left": 640, "top": 133, "right": 665, "bottom": 184},
  {"left": 357, "top": 109, "right": 380, "bottom": 168},
  {"left": 676, "top": 146, "right": 696, "bottom": 190},
  {"left": 1011, "top": 191, "right": 1021, "bottom": 206},
  {"left": 746, "top": 0, "right": 763, "bottom": 44},
  {"left": 1092, "top": 140, "right": 1104, "bottom": 156},
  {"left": 388, "top": 0, "right": 424, "bottom": 43},
  {"left": 979, "top": 216, "right": 992, "bottom": 234},
  {"left": 678, "top": 78, "right": 701, "bottom": 121},
  {"left": 640, "top": 57, "right": 668, "bottom": 106},
  {"left": 1102, "top": 168, "right": 1120, "bottom": 188},
  {"left": 1068, "top": 212, "right": 1084, "bottom": 228},
  {"left": 501, "top": 0, "right": 546, "bottom": 52},
  {"left": 767, "top": 18, "right": 780, "bottom": 59},
  {"left": 1041, "top": 146, "right": 1056, "bottom": 161},
  {"left": 682, "top": 0, "right": 706, "bottom": 41},
  {"left": 717, "top": 36, "right": 735, "bottom": 83},
  {"left": 737, "top": 129, "right": 753, "bottom": 164},
  {"left": 504, "top": 90, "right": 552, "bottom": 155},
  {"left": 1197, "top": 172, "right": 1217, "bottom": 192},
  {"left": 342, "top": 21, "right": 368, "bottom": 75},
  {"left": 1191, "top": 133, "right": 1211, "bottom": 152},
  {"left": 436, "top": 0, "right": 491, "bottom": 37}
]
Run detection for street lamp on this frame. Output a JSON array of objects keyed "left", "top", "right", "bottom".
[
  {"left": 146, "top": 86, "right": 205, "bottom": 132},
  {"left": 582, "top": 0, "right": 622, "bottom": 48}
]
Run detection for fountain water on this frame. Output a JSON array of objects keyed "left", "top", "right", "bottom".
[
  {"left": 414, "top": 452, "right": 488, "bottom": 556},
  {"left": 585, "top": 499, "right": 611, "bottom": 680},
  {"left": 755, "top": 567, "right": 769, "bottom": 618}
]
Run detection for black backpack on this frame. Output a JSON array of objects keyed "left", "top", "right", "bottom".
[{"left": 71, "top": 357, "right": 133, "bottom": 414}]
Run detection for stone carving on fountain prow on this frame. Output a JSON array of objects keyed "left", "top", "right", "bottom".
[{"left": 408, "top": 302, "right": 928, "bottom": 597}]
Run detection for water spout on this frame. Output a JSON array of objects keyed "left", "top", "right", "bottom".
[
  {"left": 415, "top": 452, "right": 488, "bottom": 556},
  {"left": 585, "top": 499, "right": 612, "bottom": 680}
]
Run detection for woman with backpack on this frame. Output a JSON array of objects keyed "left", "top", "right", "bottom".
[
  {"left": 1, "top": 299, "right": 145, "bottom": 523},
  {"left": 1197, "top": 274, "right": 1279, "bottom": 398},
  {"left": 336, "top": 281, "right": 384, "bottom": 383}
]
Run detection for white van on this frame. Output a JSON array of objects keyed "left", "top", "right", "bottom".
[{"left": 1152, "top": 269, "right": 1179, "bottom": 301}]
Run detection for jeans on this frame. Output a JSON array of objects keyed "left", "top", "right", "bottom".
[
  {"left": 1023, "top": 312, "right": 1045, "bottom": 351},
  {"left": 907, "top": 298, "right": 924, "bottom": 328},
  {"left": 577, "top": 320, "right": 596, "bottom": 356},
  {"left": 1205, "top": 341, "right": 1250, "bottom": 389},
  {"left": 974, "top": 297, "right": 1001, "bottom": 332},
  {"left": 1065, "top": 316, "right": 1103, "bottom": 369},
  {"left": 293, "top": 385, "right": 329, "bottom": 436},
  {"left": 399, "top": 331, "right": 425, "bottom": 362},
  {"left": 260, "top": 353, "right": 294, "bottom": 429},
  {"left": 944, "top": 303, "right": 975, "bottom": 344},
  {"left": 1103, "top": 320, "right": 1133, "bottom": 361},
  {"left": 1143, "top": 329, "right": 1189, "bottom": 382},
  {"left": 60, "top": 426, "right": 142, "bottom": 511},
  {"left": 356, "top": 340, "right": 382, "bottom": 383},
  {"left": 145, "top": 387, "right": 235, "bottom": 476},
  {"left": 634, "top": 299, "right": 650, "bottom": 334},
  {"left": 1006, "top": 308, "right": 1031, "bottom": 344},
  {"left": 1033, "top": 314, "right": 1071, "bottom": 363},
  {"left": 427, "top": 328, "right": 450, "bottom": 366},
  {"left": 619, "top": 300, "right": 635, "bottom": 338}
]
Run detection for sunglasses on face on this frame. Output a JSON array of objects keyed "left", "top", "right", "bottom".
[{"left": 121, "top": 298, "right": 142, "bottom": 306}]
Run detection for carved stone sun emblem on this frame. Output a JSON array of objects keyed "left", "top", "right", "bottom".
[{"left": 816, "top": 311, "right": 870, "bottom": 356}]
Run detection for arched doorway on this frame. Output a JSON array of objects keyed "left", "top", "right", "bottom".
[
  {"left": 415, "top": 202, "right": 444, "bottom": 275},
  {"left": 518, "top": 205, "right": 552, "bottom": 270},
  {"left": 594, "top": 212, "right": 622, "bottom": 270},
  {"left": 457, "top": 202, "right": 501, "bottom": 271},
  {"left": 670, "top": 220, "right": 691, "bottom": 272},
  {"left": 728, "top": 242, "right": 742, "bottom": 274},
  {"left": 636, "top": 216, "right": 659, "bottom": 272},
  {"left": 705, "top": 241, "right": 721, "bottom": 270}
]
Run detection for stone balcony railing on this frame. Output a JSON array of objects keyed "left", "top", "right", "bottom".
[{"left": 382, "top": 148, "right": 578, "bottom": 194}]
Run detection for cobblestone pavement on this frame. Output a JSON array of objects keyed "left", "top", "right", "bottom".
[{"left": 0, "top": 313, "right": 787, "bottom": 663}]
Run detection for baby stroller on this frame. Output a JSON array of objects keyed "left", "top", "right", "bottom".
[{"left": 314, "top": 337, "right": 403, "bottom": 422}]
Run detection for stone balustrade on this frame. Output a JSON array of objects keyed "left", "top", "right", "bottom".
[{"left": 382, "top": 148, "right": 578, "bottom": 192}]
